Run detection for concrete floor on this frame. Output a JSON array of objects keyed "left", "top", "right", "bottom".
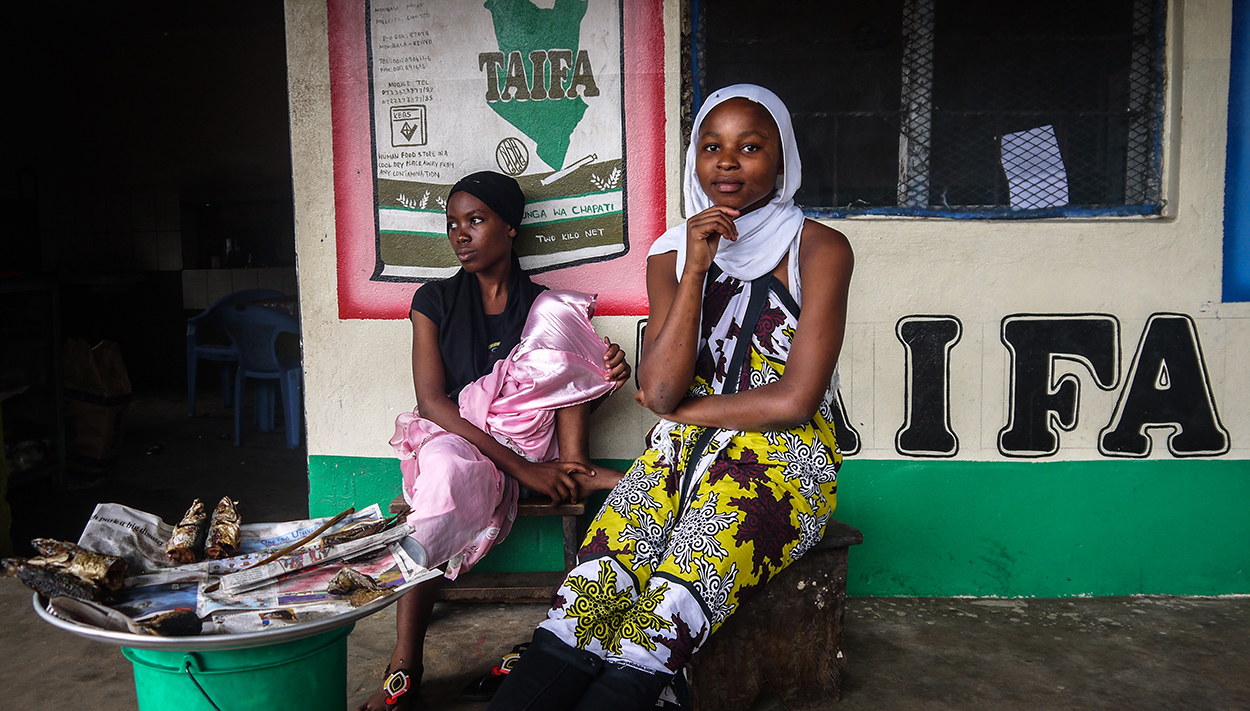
[{"left": 4, "top": 391, "right": 1250, "bottom": 710}]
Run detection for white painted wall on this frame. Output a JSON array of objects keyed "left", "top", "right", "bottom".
[{"left": 287, "top": 0, "right": 1249, "bottom": 466}]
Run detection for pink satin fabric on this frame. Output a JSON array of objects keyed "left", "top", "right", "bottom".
[{"left": 389, "top": 290, "right": 617, "bottom": 579}]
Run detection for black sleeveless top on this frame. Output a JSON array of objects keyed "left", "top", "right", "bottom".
[{"left": 410, "top": 251, "right": 547, "bottom": 399}]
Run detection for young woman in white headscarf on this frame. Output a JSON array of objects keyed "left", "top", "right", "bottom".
[{"left": 488, "top": 85, "right": 854, "bottom": 711}]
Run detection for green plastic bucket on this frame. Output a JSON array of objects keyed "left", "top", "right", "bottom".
[{"left": 121, "top": 624, "right": 353, "bottom": 711}]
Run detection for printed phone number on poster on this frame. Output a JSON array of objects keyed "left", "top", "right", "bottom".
[
  {"left": 379, "top": 65, "right": 431, "bottom": 75},
  {"left": 381, "top": 87, "right": 433, "bottom": 98},
  {"left": 377, "top": 55, "right": 433, "bottom": 65}
]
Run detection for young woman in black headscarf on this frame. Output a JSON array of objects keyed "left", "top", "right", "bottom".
[{"left": 359, "top": 171, "right": 631, "bottom": 711}]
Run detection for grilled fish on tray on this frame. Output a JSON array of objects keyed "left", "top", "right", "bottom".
[
  {"left": 205, "top": 496, "right": 241, "bottom": 559},
  {"left": 320, "top": 518, "right": 389, "bottom": 547},
  {"left": 138, "top": 609, "right": 203, "bottom": 636},
  {"left": 326, "top": 567, "right": 390, "bottom": 607},
  {"left": 165, "top": 498, "right": 208, "bottom": 563},
  {"left": 1, "top": 539, "right": 129, "bottom": 602}
]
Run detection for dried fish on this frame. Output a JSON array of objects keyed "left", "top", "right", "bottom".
[
  {"left": 138, "top": 609, "right": 202, "bottom": 637},
  {"left": 326, "top": 567, "right": 390, "bottom": 607},
  {"left": 204, "top": 496, "right": 241, "bottom": 560},
  {"left": 320, "top": 518, "right": 390, "bottom": 547},
  {"left": 165, "top": 499, "right": 208, "bottom": 564},
  {"left": 326, "top": 567, "right": 383, "bottom": 595},
  {"left": 1, "top": 539, "right": 129, "bottom": 602}
]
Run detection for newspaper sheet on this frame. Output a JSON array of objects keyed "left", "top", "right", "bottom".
[
  {"left": 69, "top": 502, "right": 441, "bottom": 634},
  {"left": 216, "top": 523, "right": 416, "bottom": 595}
]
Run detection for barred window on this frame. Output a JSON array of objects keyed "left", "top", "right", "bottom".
[{"left": 689, "top": 0, "right": 1166, "bottom": 218}]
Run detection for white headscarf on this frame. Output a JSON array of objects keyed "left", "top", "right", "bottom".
[{"left": 648, "top": 84, "right": 806, "bottom": 293}]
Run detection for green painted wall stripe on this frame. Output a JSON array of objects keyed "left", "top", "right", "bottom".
[
  {"left": 471, "top": 516, "right": 565, "bottom": 572},
  {"left": 836, "top": 459, "right": 1250, "bottom": 597},
  {"left": 309, "top": 455, "right": 1250, "bottom": 597},
  {"left": 307, "top": 456, "right": 630, "bottom": 573},
  {"left": 308, "top": 455, "right": 401, "bottom": 519}
]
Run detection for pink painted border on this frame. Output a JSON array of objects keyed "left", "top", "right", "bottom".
[{"left": 327, "top": 0, "right": 667, "bottom": 319}]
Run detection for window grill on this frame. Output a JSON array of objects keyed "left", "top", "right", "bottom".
[{"left": 690, "top": 0, "right": 1166, "bottom": 219}]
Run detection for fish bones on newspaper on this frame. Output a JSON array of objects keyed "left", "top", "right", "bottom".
[{"left": 1, "top": 539, "right": 129, "bottom": 602}]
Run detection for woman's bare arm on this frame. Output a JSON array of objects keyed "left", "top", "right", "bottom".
[
  {"left": 653, "top": 220, "right": 853, "bottom": 432},
  {"left": 635, "top": 251, "right": 698, "bottom": 413},
  {"left": 637, "top": 206, "right": 741, "bottom": 414},
  {"left": 410, "top": 311, "right": 584, "bottom": 503}
]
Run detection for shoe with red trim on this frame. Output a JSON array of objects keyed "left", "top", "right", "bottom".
[{"left": 460, "top": 642, "right": 529, "bottom": 701}]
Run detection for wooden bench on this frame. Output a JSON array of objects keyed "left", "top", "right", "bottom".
[
  {"left": 688, "top": 519, "right": 863, "bottom": 711},
  {"left": 389, "top": 493, "right": 583, "bottom": 602}
]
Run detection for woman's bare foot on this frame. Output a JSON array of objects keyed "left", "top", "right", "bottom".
[
  {"left": 358, "top": 578, "right": 439, "bottom": 711},
  {"left": 356, "top": 656, "right": 422, "bottom": 711}
]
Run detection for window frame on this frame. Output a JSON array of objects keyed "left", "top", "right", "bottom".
[{"left": 686, "top": 0, "right": 1170, "bottom": 220}]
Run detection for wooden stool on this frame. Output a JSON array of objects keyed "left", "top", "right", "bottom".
[
  {"left": 389, "top": 493, "right": 584, "bottom": 602},
  {"left": 688, "top": 519, "right": 863, "bottom": 711}
]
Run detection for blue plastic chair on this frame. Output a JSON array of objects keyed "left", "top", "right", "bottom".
[
  {"left": 186, "top": 289, "right": 286, "bottom": 417},
  {"left": 216, "top": 303, "right": 303, "bottom": 449}
]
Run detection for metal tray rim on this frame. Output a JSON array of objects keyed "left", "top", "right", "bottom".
[{"left": 31, "top": 582, "right": 414, "bottom": 652}]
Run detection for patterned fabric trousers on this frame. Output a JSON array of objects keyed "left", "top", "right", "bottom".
[{"left": 538, "top": 423, "right": 839, "bottom": 676}]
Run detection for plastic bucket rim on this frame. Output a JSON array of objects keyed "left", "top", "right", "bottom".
[{"left": 121, "top": 625, "right": 351, "bottom": 674}]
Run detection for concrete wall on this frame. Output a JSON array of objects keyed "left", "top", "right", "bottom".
[{"left": 286, "top": 0, "right": 1250, "bottom": 596}]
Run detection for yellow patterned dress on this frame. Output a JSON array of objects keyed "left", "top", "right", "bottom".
[{"left": 538, "top": 265, "right": 842, "bottom": 675}]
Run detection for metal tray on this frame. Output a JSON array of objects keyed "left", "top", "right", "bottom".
[{"left": 32, "top": 583, "right": 412, "bottom": 652}]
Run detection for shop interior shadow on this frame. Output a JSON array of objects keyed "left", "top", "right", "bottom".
[{"left": 7, "top": 386, "right": 310, "bottom": 558}]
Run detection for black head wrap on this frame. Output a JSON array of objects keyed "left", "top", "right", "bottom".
[
  {"left": 410, "top": 172, "right": 546, "bottom": 399},
  {"left": 449, "top": 171, "right": 526, "bottom": 232}
]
